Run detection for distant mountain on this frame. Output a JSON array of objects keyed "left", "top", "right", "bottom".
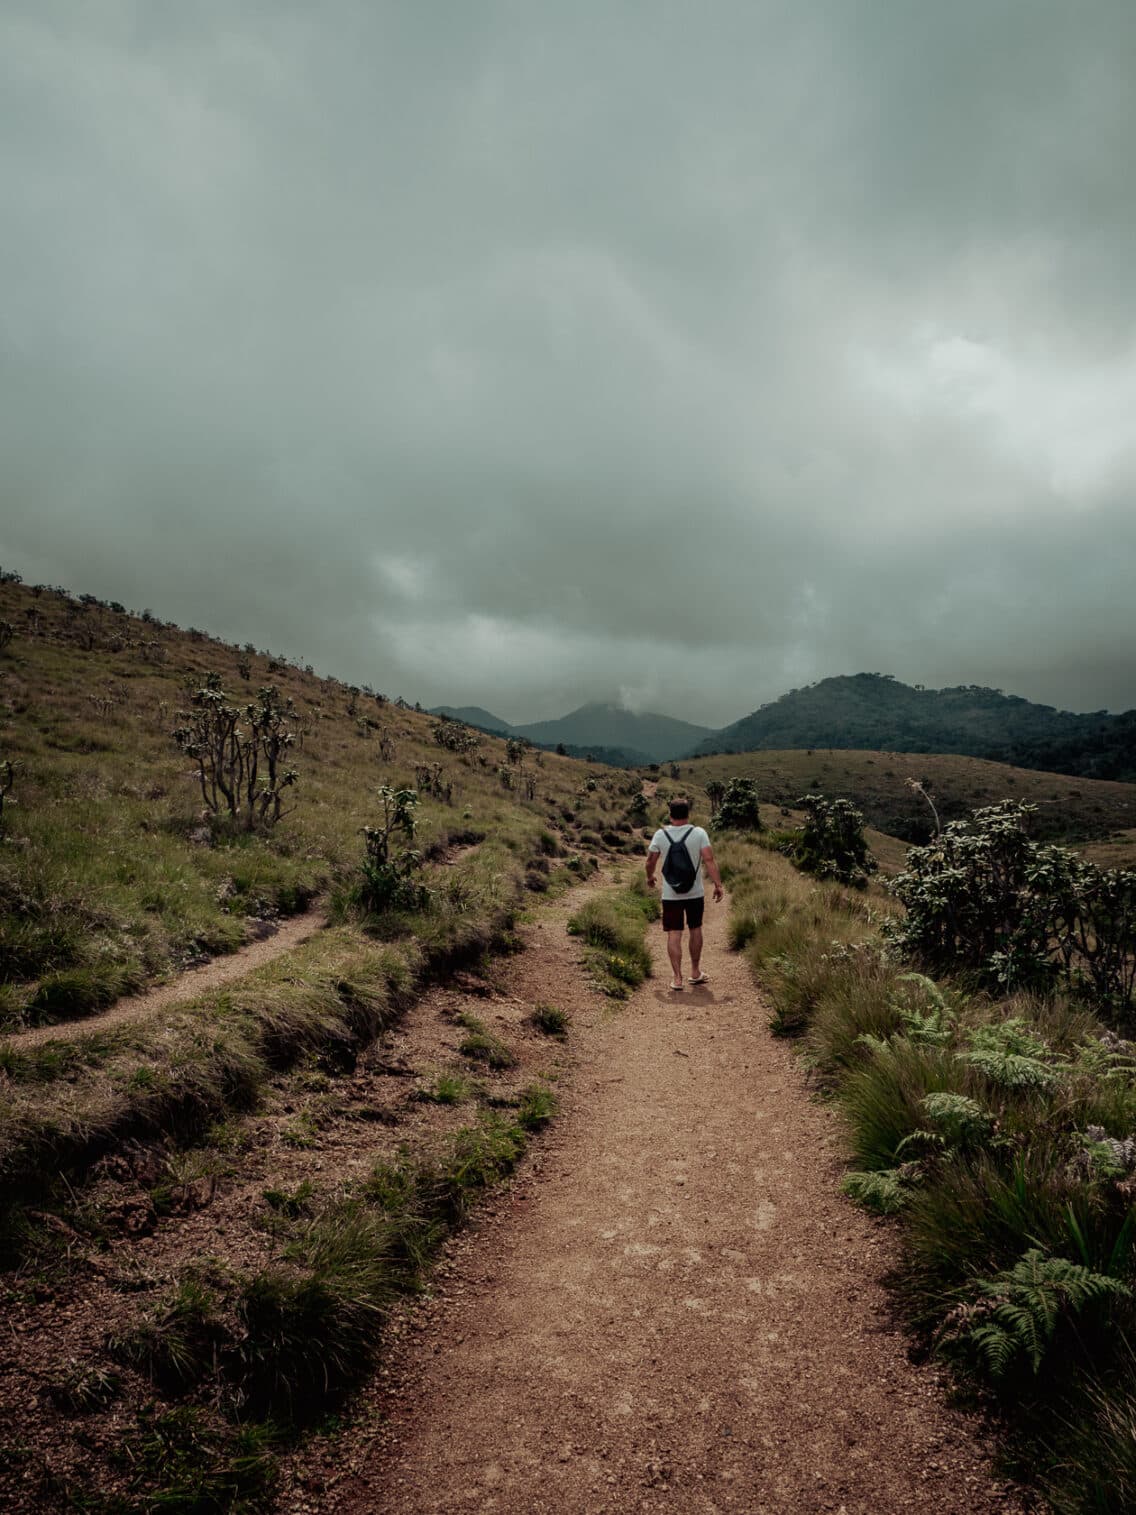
[
  {"left": 692, "top": 674, "right": 1136, "bottom": 782},
  {"left": 512, "top": 702, "right": 712, "bottom": 763},
  {"left": 428, "top": 705, "right": 514, "bottom": 735}
]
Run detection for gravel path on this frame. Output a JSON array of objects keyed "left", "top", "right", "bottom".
[
  {"left": 299, "top": 889, "right": 1023, "bottom": 1515},
  {"left": 4, "top": 910, "right": 323, "bottom": 1049}
]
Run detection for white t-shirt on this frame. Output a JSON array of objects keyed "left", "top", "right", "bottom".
[{"left": 648, "top": 824, "right": 710, "bottom": 901}]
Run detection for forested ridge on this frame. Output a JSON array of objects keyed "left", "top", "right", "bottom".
[{"left": 695, "top": 673, "right": 1136, "bottom": 781}]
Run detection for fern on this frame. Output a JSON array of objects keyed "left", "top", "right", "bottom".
[
  {"left": 1074, "top": 1125, "right": 1136, "bottom": 1181},
  {"left": 854, "top": 1031, "right": 891, "bottom": 1055},
  {"left": 920, "top": 1092, "right": 993, "bottom": 1147},
  {"left": 890, "top": 972, "right": 957, "bottom": 1045},
  {"left": 841, "top": 1167, "right": 911, "bottom": 1215},
  {"left": 896, "top": 1096, "right": 994, "bottom": 1162},
  {"left": 959, "top": 1018, "right": 1061, "bottom": 1090},
  {"left": 938, "top": 1248, "right": 1130, "bottom": 1379},
  {"left": 894, "top": 1127, "right": 946, "bottom": 1160}
]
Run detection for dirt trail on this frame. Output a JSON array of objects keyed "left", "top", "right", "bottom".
[
  {"left": 298, "top": 892, "right": 1023, "bottom": 1515},
  {"left": 4, "top": 910, "right": 323, "bottom": 1050}
]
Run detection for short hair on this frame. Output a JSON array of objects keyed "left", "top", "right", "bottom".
[{"left": 669, "top": 797, "right": 691, "bottom": 820}]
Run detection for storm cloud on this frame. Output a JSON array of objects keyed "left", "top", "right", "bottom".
[{"left": 3, "top": 1, "right": 1135, "bottom": 725}]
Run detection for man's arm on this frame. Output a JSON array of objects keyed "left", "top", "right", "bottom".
[
  {"left": 701, "top": 844, "right": 725, "bottom": 902},
  {"left": 645, "top": 845, "right": 661, "bottom": 888}
]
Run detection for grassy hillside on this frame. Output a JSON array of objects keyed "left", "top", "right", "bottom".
[
  {"left": 693, "top": 672, "right": 1136, "bottom": 782},
  {"left": 0, "top": 574, "right": 655, "bottom": 1032},
  {"left": 680, "top": 747, "right": 1136, "bottom": 847}
]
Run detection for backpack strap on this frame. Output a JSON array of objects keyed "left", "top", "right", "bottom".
[{"left": 665, "top": 826, "right": 694, "bottom": 845}]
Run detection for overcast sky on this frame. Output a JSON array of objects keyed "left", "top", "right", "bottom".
[{"left": 3, "top": 2, "right": 1135, "bottom": 726}]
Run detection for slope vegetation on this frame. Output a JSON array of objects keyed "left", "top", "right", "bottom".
[
  {"left": 682, "top": 746, "right": 1136, "bottom": 847},
  {"left": 0, "top": 574, "right": 655, "bottom": 1033}
]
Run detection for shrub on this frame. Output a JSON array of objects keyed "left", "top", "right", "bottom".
[
  {"left": 785, "top": 794, "right": 876, "bottom": 887},
  {"left": 887, "top": 801, "right": 1136, "bottom": 1013},
  {"left": 714, "top": 778, "right": 762, "bottom": 831},
  {"left": 356, "top": 787, "right": 429, "bottom": 914},
  {"left": 172, "top": 676, "right": 298, "bottom": 830},
  {"left": 431, "top": 716, "right": 480, "bottom": 753}
]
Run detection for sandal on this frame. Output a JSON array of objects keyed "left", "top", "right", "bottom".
[{"left": 689, "top": 973, "right": 710, "bottom": 985}]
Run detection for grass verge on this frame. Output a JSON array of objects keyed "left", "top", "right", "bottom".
[
  {"left": 721, "top": 834, "right": 1136, "bottom": 1514},
  {"left": 567, "top": 876, "right": 659, "bottom": 997}
]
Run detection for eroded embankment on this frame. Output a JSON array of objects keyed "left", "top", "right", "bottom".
[
  {"left": 0, "top": 870, "right": 612, "bottom": 1512},
  {"left": 4, "top": 909, "right": 325, "bottom": 1051}
]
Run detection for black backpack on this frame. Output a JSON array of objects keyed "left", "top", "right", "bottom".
[{"left": 661, "top": 826, "right": 699, "bottom": 894}]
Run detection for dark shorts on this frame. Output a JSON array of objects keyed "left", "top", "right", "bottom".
[{"left": 661, "top": 896, "right": 705, "bottom": 932}]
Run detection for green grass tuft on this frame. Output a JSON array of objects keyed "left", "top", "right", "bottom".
[{"left": 532, "top": 1002, "right": 569, "bottom": 1038}]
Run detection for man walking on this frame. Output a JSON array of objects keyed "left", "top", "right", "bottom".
[{"left": 645, "top": 797, "right": 724, "bottom": 991}]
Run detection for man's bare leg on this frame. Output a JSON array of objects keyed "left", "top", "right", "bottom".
[
  {"left": 688, "top": 926, "right": 704, "bottom": 981},
  {"left": 666, "top": 930, "right": 684, "bottom": 988}
]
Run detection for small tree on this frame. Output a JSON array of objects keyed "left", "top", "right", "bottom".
[
  {"left": 788, "top": 794, "right": 876, "bottom": 888},
  {"left": 705, "top": 778, "right": 726, "bottom": 819},
  {"left": 357, "top": 787, "right": 428, "bottom": 913},
  {"left": 414, "top": 762, "right": 453, "bottom": 802},
  {"left": 714, "top": 778, "right": 763, "bottom": 831},
  {"left": 172, "top": 678, "right": 298, "bottom": 830}
]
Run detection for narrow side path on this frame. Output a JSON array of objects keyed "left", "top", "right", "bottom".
[
  {"left": 305, "top": 893, "right": 1023, "bottom": 1514},
  {"left": 4, "top": 909, "right": 323, "bottom": 1049}
]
